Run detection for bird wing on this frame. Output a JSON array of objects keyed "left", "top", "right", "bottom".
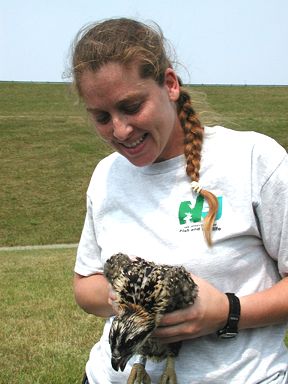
[{"left": 104, "top": 254, "right": 198, "bottom": 317}]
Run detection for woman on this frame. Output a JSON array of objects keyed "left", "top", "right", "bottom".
[{"left": 72, "top": 18, "right": 288, "bottom": 383}]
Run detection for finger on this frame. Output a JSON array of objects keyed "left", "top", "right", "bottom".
[
  {"left": 154, "top": 335, "right": 186, "bottom": 344},
  {"left": 107, "top": 284, "right": 119, "bottom": 313},
  {"left": 158, "top": 306, "right": 193, "bottom": 326},
  {"left": 153, "top": 324, "right": 198, "bottom": 343},
  {"left": 108, "top": 297, "right": 116, "bottom": 306},
  {"left": 108, "top": 284, "right": 117, "bottom": 300},
  {"left": 153, "top": 322, "right": 184, "bottom": 338}
]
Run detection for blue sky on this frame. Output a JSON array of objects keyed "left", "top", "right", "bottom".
[{"left": 1, "top": 0, "right": 287, "bottom": 84}]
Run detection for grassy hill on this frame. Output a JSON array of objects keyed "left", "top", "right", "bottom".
[
  {"left": 1, "top": 82, "right": 287, "bottom": 247},
  {"left": 0, "top": 82, "right": 110, "bottom": 246}
]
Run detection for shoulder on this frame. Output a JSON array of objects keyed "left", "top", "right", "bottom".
[
  {"left": 218, "top": 127, "right": 287, "bottom": 188},
  {"left": 94, "top": 151, "right": 125, "bottom": 173},
  {"left": 86, "top": 152, "right": 140, "bottom": 201},
  {"left": 203, "top": 126, "right": 287, "bottom": 187},
  {"left": 238, "top": 129, "right": 287, "bottom": 178},
  {"left": 88, "top": 152, "right": 130, "bottom": 186},
  {"left": 205, "top": 125, "right": 286, "bottom": 159},
  {"left": 205, "top": 125, "right": 280, "bottom": 145}
]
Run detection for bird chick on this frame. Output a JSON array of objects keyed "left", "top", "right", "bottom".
[{"left": 104, "top": 253, "right": 198, "bottom": 384}]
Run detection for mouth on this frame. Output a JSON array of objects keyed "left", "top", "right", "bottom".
[{"left": 121, "top": 133, "right": 148, "bottom": 149}]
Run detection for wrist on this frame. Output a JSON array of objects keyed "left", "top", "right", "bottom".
[{"left": 217, "top": 293, "right": 241, "bottom": 339}]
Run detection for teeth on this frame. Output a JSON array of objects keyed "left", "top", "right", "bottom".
[{"left": 124, "top": 134, "right": 147, "bottom": 148}]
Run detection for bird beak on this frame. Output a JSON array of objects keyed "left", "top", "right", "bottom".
[{"left": 111, "top": 355, "right": 130, "bottom": 372}]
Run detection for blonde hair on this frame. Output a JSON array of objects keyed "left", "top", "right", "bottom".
[{"left": 72, "top": 18, "right": 218, "bottom": 245}]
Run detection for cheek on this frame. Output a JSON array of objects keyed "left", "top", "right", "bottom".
[
  {"left": 93, "top": 123, "right": 112, "bottom": 141},
  {"left": 136, "top": 102, "right": 164, "bottom": 131}
]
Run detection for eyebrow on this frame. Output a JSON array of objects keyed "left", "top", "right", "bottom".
[
  {"left": 86, "top": 92, "right": 147, "bottom": 113},
  {"left": 116, "top": 91, "right": 147, "bottom": 106}
]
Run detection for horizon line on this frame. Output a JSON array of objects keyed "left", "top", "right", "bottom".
[{"left": 1, "top": 80, "right": 288, "bottom": 87}]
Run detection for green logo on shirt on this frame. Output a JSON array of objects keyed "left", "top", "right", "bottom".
[{"left": 178, "top": 195, "right": 222, "bottom": 225}]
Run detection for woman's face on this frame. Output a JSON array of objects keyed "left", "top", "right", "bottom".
[{"left": 79, "top": 62, "right": 183, "bottom": 167}]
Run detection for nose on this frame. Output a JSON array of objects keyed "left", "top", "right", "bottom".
[{"left": 112, "top": 115, "right": 133, "bottom": 141}]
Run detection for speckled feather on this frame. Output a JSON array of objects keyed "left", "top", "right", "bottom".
[{"left": 104, "top": 253, "right": 198, "bottom": 369}]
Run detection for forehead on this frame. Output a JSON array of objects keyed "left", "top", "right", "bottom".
[{"left": 79, "top": 62, "right": 151, "bottom": 103}]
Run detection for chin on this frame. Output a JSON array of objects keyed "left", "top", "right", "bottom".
[
  {"left": 116, "top": 143, "right": 160, "bottom": 167},
  {"left": 123, "top": 155, "right": 157, "bottom": 167}
]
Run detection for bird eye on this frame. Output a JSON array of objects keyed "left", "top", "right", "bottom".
[{"left": 125, "top": 338, "right": 135, "bottom": 349}]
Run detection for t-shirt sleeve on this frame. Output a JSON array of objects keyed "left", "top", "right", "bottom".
[
  {"left": 253, "top": 138, "right": 288, "bottom": 276},
  {"left": 74, "top": 194, "right": 104, "bottom": 276}
]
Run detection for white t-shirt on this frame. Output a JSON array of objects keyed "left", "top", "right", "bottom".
[{"left": 75, "top": 126, "right": 288, "bottom": 383}]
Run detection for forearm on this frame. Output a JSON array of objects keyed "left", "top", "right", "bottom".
[
  {"left": 155, "top": 275, "right": 288, "bottom": 344},
  {"left": 73, "top": 272, "right": 115, "bottom": 318},
  {"left": 239, "top": 276, "right": 288, "bottom": 329}
]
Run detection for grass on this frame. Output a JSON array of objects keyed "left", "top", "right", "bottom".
[
  {"left": 0, "top": 82, "right": 111, "bottom": 246},
  {"left": 0, "top": 82, "right": 287, "bottom": 247},
  {"left": 0, "top": 247, "right": 104, "bottom": 384},
  {"left": 192, "top": 85, "right": 288, "bottom": 149},
  {"left": 0, "top": 83, "right": 287, "bottom": 381}
]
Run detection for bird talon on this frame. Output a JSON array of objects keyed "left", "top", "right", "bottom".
[
  {"left": 158, "top": 373, "right": 177, "bottom": 384},
  {"left": 127, "top": 363, "right": 151, "bottom": 384},
  {"left": 158, "top": 356, "right": 177, "bottom": 384}
]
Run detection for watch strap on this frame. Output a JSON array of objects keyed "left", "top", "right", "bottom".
[{"left": 217, "top": 292, "right": 241, "bottom": 339}]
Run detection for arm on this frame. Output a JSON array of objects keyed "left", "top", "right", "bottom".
[
  {"left": 73, "top": 272, "right": 115, "bottom": 318},
  {"left": 240, "top": 276, "right": 288, "bottom": 329},
  {"left": 154, "top": 275, "right": 288, "bottom": 343}
]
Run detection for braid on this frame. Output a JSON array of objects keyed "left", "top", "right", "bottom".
[{"left": 177, "top": 89, "right": 218, "bottom": 246}]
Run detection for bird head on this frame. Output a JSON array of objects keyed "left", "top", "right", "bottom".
[{"left": 109, "top": 304, "right": 155, "bottom": 371}]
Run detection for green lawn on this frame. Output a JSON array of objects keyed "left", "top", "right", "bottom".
[
  {"left": 0, "top": 83, "right": 287, "bottom": 247},
  {"left": 0, "top": 82, "right": 111, "bottom": 246},
  {"left": 0, "top": 247, "right": 104, "bottom": 384},
  {"left": 192, "top": 85, "right": 288, "bottom": 150}
]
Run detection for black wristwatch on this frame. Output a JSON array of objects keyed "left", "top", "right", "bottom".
[{"left": 217, "top": 293, "right": 241, "bottom": 339}]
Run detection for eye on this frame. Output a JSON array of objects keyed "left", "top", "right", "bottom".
[
  {"left": 92, "top": 111, "right": 111, "bottom": 125},
  {"left": 122, "top": 102, "right": 142, "bottom": 115},
  {"left": 124, "top": 338, "right": 135, "bottom": 349}
]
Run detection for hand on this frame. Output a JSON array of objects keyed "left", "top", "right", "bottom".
[
  {"left": 107, "top": 284, "right": 119, "bottom": 314},
  {"left": 153, "top": 275, "right": 229, "bottom": 343}
]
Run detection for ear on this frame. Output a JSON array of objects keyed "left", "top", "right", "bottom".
[{"left": 164, "top": 68, "right": 180, "bottom": 101}]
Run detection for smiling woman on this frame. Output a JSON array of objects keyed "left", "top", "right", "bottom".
[
  {"left": 70, "top": 17, "right": 288, "bottom": 384},
  {"left": 71, "top": 18, "right": 218, "bottom": 244},
  {"left": 79, "top": 62, "right": 182, "bottom": 167}
]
